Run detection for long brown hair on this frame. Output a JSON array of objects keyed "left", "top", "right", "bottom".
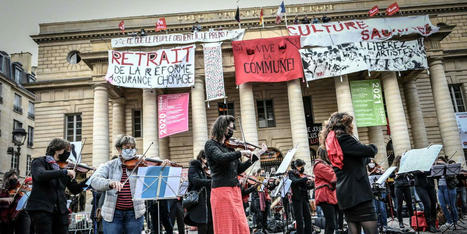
[
  {"left": 319, "top": 112, "right": 354, "bottom": 148},
  {"left": 210, "top": 115, "right": 235, "bottom": 142},
  {"left": 317, "top": 146, "right": 331, "bottom": 164}
]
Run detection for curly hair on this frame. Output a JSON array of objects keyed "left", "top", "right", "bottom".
[
  {"left": 319, "top": 112, "right": 354, "bottom": 148},
  {"left": 210, "top": 115, "right": 235, "bottom": 142},
  {"left": 45, "top": 138, "right": 70, "bottom": 156}
]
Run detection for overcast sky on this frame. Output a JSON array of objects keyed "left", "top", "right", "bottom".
[{"left": 0, "top": 0, "right": 342, "bottom": 66}]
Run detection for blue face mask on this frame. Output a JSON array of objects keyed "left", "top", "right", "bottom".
[{"left": 121, "top": 148, "right": 136, "bottom": 160}]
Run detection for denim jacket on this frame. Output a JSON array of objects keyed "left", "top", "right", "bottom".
[{"left": 90, "top": 158, "right": 145, "bottom": 222}]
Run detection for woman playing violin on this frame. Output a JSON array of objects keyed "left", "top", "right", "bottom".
[
  {"left": 26, "top": 138, "right": 88, "bottom": 234},
  {"left": 0, "top": 169, "right": 20, "bottom": 234},
  {"left": 204, "top": 115, "right": 266, "bottom": 234},
  {"left": 288, "top": 159, "right": 314, "bottom": 234},
  {"left": 90, "top": 135, "right": 147, "bottom": 234}
]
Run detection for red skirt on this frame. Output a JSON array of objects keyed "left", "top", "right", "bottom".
[{"left": 211, "top": 186, "right": 250, "bottom": 234}]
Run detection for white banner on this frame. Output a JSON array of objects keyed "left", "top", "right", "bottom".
[
  {"left": 456, "top": 112, "right": 467, "bottom": 149},
  {"left": 112, "top": 29, "right": 245, "bottom": 48},
  {"left": 203, "top": 42, "right": 225, "bottom": 102},
  {"left": 105, "top": 45, "right": 196, "bottom": 88},
  {"left": 365, "top": 39, "right": 428, "bottom": 71},
  {"left": 300, "top": 39, "right": 428, "bottom": 81},
  {"left": 288, "top": 15, "right": 438, "bottom": 47}
]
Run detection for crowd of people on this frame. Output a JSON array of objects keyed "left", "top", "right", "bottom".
[{"left": 0, "top": 112, "right": 466, "bottom": 234}]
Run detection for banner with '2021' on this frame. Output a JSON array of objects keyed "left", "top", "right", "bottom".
[{"left": 105, "top": 45, "right": 195, "bottom": 88}]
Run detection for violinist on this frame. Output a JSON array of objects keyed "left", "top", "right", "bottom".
[
  {"left": 204, "top": 115, "right": 266, "bottom": 234},
  {"left": 251, "top": 169, "right": 278, "bottom": 233},
  {"left": 90, "top": 135, "right": 146, "bottom": 234},
  {"left": 0, "top": 169, "right": 20, "bottom": 234},
  {"left": 26, "top": 138, "right": 88, "bottom": 234},
  {"left": 288, "top": 159, "right": 314, "bottom": 234},
  {"left": 185, "top": 150, "right": 213, "bottom": 234}
]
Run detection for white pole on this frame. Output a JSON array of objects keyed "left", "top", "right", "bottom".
[{"left": 284, "top": 0, "right": 288, "bottom": 27}]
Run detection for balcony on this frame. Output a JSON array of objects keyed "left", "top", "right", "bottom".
[
  {"left": 13, "top": 105, "right": 23, "bottom": 114},
  {"left": 28, "top": 112, "right": 35, "bottom": 120}
]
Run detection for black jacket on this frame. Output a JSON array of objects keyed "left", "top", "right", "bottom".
[
  {"left": 414, "top": 171, "right": 435, "bottom": 188},
  {"left": 288, "top": 169, "right": 314, "bottom": 201},
  {"left": 185, "top": 159, "right": 211, "bottom": 225},
  {"left": 205, "top": 139, "right": 253, "bottom": 188},
  {"left": 334, "top": 134, "right": 378, "bottom": 210},
  {"left": 26, "top": 156, "right": 85, "bottom": 214}
]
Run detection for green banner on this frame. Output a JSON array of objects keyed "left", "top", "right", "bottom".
[{"left": 350, "top": 79, "right": 387, "bottom": 127}]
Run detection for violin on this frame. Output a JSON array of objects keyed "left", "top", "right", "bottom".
[
  {"left": 57, "top": 161, "right": 95, "bottom": 173},
  {"left": 122, "top": 156, "right": 183, "bottom": 169},
  {"left": 224, "top": 138, "right": 261, "bottom": 151}
]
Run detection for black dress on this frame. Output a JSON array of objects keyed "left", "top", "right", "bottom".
[{"left": 334, "top": 134, "right": 378, "bottom": 222}]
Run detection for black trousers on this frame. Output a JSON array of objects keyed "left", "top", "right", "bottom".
[
  {"left": 197, "top": 223, "right": 214, "bottom": 234},
  {"left": 29, "top": 211, "right": 68, "bottom": 234},
  {"left": 415, "top": 186, "right": 437, "bottom": 225},
  {"left": 149, "top": 200, "right": 173, "bottom": 234},
  {"left": 292, "top": 199, "right": 312, "bottom": 234},
  {"left": 395, "top": 186, "right": 413, "bottom": 223},
  {"left": 320, "top": 203, "right": 337, "bottom": 234},
  {"left": 169, "top": 199, "right": 185, "bottom": 234}
]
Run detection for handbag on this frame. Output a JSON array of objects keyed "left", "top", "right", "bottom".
[{"left": 182, "top": 187, "right": 204, "bottom": 210}]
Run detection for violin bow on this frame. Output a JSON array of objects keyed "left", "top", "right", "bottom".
[
  {"left": 120, "top": 142, "right": 154, "bottom": 187},
  {"left": 72, "top": 137, "right": 87, "bottom": 171}
]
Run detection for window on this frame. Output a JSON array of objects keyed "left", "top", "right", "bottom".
[
  {"left": 13, "top": 119, "right": 22, "bottom": 130},
  {"left": 14, "top": 94, "right": 22, "bottom": 114},
  {"left": 449, "top": 84, "right": 466, "bottom": 112},
  {"left": 257, "top": 100, "right": 276, "bottom": 128},
  {"left": 65, "top": 114, "right": 82, "bottom": 142},
  {"left": 28, "top": 102, "right": 35, "bottom": 119},
  {"left": 26, "top": 155, "right": 32, "bottom": 176},
  {"left": 0, "top": 83, "right": 3, "bottom": 104},
  {"left": 218, "top": 102, "right": 235, "bottom": 116},
  {"left": 11, "top": 153, "right": 19, "bottom": 172},
  {"left": 133, "top": 110, "right": 142, "bottom": 137},
  {"left": 14, "top": 67, "right": 22, "bottom": 84},
  {"left": 27, "top": 126, "right": 34, "bottom": 147},
  {"left": 67, "top": 51, "right": 81, "bottom": 64},
  {"left": 0, "top": 54, "right": 3, "bottom": 73}
]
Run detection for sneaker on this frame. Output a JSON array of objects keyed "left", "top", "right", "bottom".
[
  {"left": 439, "top": 223, "right": 452, "bottom": 232},
  {"left": 399, "top": 222, "right": 404, "bottom": 229},
  {"left": 428, "top": 224, "right": 440, "bottom": 233}
]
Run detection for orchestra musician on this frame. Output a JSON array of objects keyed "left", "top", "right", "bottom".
[
  {"left": 288, "top": 159, "right": 314, "bottom": 234},
  {"left": 204, "top": 115, "right": 266, "bottom": 234},
  {"left": 90, "top": 135, "right": 147, "bottom": 234},
  {"left": 26, "top": 138, "right": 88, "bottom": 234},
  {"left": 0, "top": 169, "right": 20, "bottom": 234}
]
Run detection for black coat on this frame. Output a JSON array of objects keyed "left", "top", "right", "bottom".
[
  {"left": 334, "top": 134, "right": 378, "bottom": 210},
  {"left": 288, "top": 169, "right": 314, "bottom": 201},
  {"left": 26, "top": 156, "right": 85, "bottom": 214},
  {"left": 185, "top": 159, "right": 211, "bottom": 225},
  {"left": 204, "top": 139, "right": 253, "bottom": 188}
]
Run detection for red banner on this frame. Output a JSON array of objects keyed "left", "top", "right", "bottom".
[
  {"left": 232, "top": 36, "right": 303, "bottom": 85},
  {"left": 369, "top": 6, "right": 379, "bottom": 17},
  {"left": 386, "top": 2, "right": 400, "bottom": 16},
  {"left": 155, "top": 18, "right": 167, "bottom": 31}
]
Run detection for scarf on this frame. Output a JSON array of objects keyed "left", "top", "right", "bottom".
[
  {"left": 325, "top": 130, "right": 344, "bottom": 169},
  {"left": 45, "top": 156, "right": 60, "bottom": 170}
]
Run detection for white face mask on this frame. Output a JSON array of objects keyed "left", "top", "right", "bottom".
[
  {"left": 121, "top": 148, "right": 136, "bottom": 160},
  {"left": 369, "top": 163, "right": 375, "bottom": 168},
  {"left": 28, "top": 185, "right": 32, "bottom": 189}
]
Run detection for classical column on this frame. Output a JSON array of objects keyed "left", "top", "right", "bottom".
[
  {"left": 334, "top": 75, "right": 359, "bottom": 139},
  {"left": 142, "top": 89, "right": 159, "bottom": 158},
  {"left": 382, "top": 72, "right": 411, "bottom": 157},
  {"left": 92, "top": 84, "right": 110, "bottom": 166},
  {"left": 430, "top": 58, "right": 465, "bottom": 164},
  {"left": 403, "top": 78, "right": 429, "bottom": 149},
  {"left": 287, "top": 79, "right": 311, "bottom": 166},
  {"left": 191, "top": 76, "right": 209, "bottom": 157},
  {"left": 159, "top": 137, "right": 169, "bottom": 160},
  {"left": 368, "top": 126, "right": 388, "bottom": 168},
  {"left": 111, "top": 98, "right": 125, "bottom": 156},
  {"left": 239, "top": 83, "right": 259, "bottom": 145}
]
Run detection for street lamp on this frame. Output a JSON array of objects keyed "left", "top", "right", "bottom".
[{"left": 8, "top": 128, "right": 27, "bottom": 173}]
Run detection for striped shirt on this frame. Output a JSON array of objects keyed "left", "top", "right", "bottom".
[{"left": 115, "top": 165, "right": 134, "bottom": 210}]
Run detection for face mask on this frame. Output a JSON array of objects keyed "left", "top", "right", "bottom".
[
  {"left": 299, "top": 167, "right": 305, "bottom": 173},
  {"left": 369, "top": 163, "right": 375, "bottom": 168},
  {"left": 8, "top": 178, "right": 18, "bottom": 189},
  {"left": 121, "top": 148, "right": 136, "bottom": 160},
  {"left": 28, "top": 185, "right": 32, "bottom": 189},
  {"left": 58, "top": 151, "right": 70, "bottom": 162},
  {"left": 225, "top": 128, "right": 234, "bottom": 140}
]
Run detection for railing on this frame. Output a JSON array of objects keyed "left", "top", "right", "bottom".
[
  {"left": 28, "top": 112, "right": 35, "bottom": 120},
  {"left": 13, "top": 105, "right": 22, "bottom": 114}
]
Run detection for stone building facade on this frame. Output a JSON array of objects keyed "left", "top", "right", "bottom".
[
  {"left": 0, "top": 51, "right": 36, "bottom": 179},
  {"left": 25, "top": 0, "right": 467, "bottom": 171}
]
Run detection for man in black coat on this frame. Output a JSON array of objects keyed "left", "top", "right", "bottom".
[{"left": 26, "top": 138, "right": 87, "bottom": 234}]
